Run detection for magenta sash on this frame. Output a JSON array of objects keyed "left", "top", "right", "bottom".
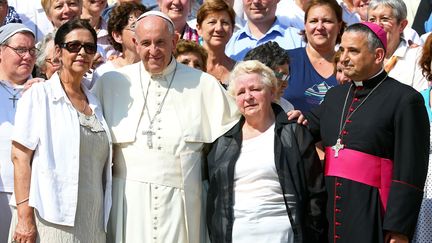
[{"left": 325, "top": 147, "right": 393, "bottom": 212}]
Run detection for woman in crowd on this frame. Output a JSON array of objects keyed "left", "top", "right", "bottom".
[
  {"left": 9, "top": 19, "right": 112, "bottom": 243},
  {"left": 42, "top": 0, "right": 104, "bottom": 76},
  {"left": 367, "top": 0, "right": 426, "bottom": 91},
  {"left": 0, "top": 23, "right": 37, "bottom": 243},
  {"left": 205, "top": 60, "right": 327, "bottom": 243},
  {"left": 41, "top": 0, "right": 82, "bottom": 29},
  {"left": 283, "top": 0, "right": 343, "bottom": 112},
  {"left": 333, "top": 50, "right": 350, "bottom": 84},
  {"left": 196, "top": 0, "right": 236, "bottom": 84},
  {"left": 90, "top": 1, "right": 147, "bottom": 88},
  {"left": 244, "top": 41, "right": 294, "bottom": 112},
  {"left": 157, "top": 0, "right": 199, "bottom": 42},
  {"left": 413, "top": 33, "right": 432, "bottom": 243},
  {"left": 34, "top": 32, "right": 60, "bottom": 79},
  {"left": 174, "top": 39, "right": 208, "bottom": 71},
  {"left": 80, "top": 0, "right": 114, "bottom": 58}
]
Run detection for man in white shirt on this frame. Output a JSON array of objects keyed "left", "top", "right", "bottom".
[
  {"left": 0, "top": 23, "right": 36, "bottom": 243},
  {"left": 276, "top": 0, "right": 308, "bottom": 30},
  {"left": 92, "top": 11, "right": 240, "bottom": 242},
  {"left": 225, "top": 0, "right": 304, "bottom": 61}
]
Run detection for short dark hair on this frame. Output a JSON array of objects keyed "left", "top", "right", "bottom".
[
  {"left": 344, "top": 23, "right": 385, "bottom": 53},
  {"left": 54, "top": 19, "right": 97, "bottom": 46},
  {"left": 243, "top": 41, "right": 290, "bottom": 69},
  {"left": 108, "top": 2, "right": 148, "bottom": 52}
]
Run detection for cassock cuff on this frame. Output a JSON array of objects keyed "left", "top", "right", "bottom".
[{"left": 383, "top": 180, "right": 423, "bottom": 239}]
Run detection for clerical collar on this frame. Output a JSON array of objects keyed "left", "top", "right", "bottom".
[
  {"left": 352, "top": 68, "right": 385, "bottom": 88},
  {"left": 150, "top": 57, "right": 176, "bottom": 79}
]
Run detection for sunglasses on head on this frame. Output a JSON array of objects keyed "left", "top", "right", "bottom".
[{"left": 60, "top": 41, "right": 97, "bottom": 55}]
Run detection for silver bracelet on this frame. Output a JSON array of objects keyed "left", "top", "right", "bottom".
[{"left": 16, "top": 197, "right": 29, "bottom": 206}]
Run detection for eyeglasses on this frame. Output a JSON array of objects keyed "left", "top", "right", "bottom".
[
  {"left": 3, "top": 44, "right": 38, "bottom": 57},
  {"left": 274, "top": 71, "right": 290, "bottom": 82},
  {"left": 124, "top": 15, "right": 138, "bottom": 31},
  {"left": 60, "top": 41, "right": 97, "bottom": 55},
  {"left": 46, "top": 58, "right": 61, "bottom": 66}
]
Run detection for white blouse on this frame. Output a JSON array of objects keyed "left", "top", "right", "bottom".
[
  {"left": 11, "top": 73, "right": 112, "bottom": 229},
  {"left": 233, "top": 123, "right": 294, "bottom": 243}
]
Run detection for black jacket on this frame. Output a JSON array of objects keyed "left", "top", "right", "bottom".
[{"left": 205, "top": 104, "right": 328, "bottom": 243}]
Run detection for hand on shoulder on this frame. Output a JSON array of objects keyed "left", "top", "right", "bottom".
[
  {"left": 23, "top": 78, "right": 45, "bottom": 93},
  {"left": 287, "top": 110, "right": 308, "bottom": 126}
]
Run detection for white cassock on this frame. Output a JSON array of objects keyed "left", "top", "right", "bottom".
[{"left": 92, "top": 58, "right": 240, "bottom": 243}]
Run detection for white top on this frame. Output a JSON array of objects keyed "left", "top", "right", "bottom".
[
  {"left": 276, "top": 0, "right": 305, "bottom": 30},
  {"left": 85, "top": 60, "right": 116, "bottom": 90},
  {"left": 337, "top": 0, "right": 361, "bottom": 26},
  {"left": 233, "top": 123, "right": 293, "bottom": 243},
  {"left": 277, "top": 0, "right": 362, "bottom": 30},
  {"left": 403, "top": 0, "right": 421, "bottom": 27},
  {"left": 388, "top": 38, "right": 428, "bottom": 91},
  {"left": 278, "top": 98, "right": 295, "bottom": 112},
  {"left": 0, "top": 80, "right": 23, "bottom": 193},
  {"left": 11, "top": 73, "right": 113, "bottom": 229},
  {"left": 404, "top": 27, "right": 422, "bottom": 45},
  {"left": 421, "top": 32, "right": 431, "bottom": 44},
  {"left": 7, "top": 0, "right": 53, "bottom": 42}
]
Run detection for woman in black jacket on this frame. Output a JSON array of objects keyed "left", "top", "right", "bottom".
[{"left": 205, "top": 60, "right": 327, "bottom": 243}]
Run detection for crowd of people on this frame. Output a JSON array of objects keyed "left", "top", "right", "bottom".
[{"left": 1, "top": 0, "right": 432, "bottom": 243}]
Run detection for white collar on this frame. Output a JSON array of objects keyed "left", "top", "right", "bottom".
[
  {"left": 148, "top": 57, "right": 177, "bottom": 79},
  {"left": 352, "top": 68, "right": 384, "bottom": 86}
]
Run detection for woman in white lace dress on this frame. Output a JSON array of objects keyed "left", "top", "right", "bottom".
[{"left": 9, "top": 19, "right": 112, "bottom": 243}]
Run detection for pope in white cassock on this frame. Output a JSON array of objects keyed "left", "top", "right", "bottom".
[{"left": 92, "top": 11, "right": 240, "bottom": 243}]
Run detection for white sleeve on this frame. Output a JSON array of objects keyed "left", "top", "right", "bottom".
[{"left": 11, "top": 84, "right": 43, "bottom": 150}]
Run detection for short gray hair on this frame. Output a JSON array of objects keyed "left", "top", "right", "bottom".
[
  {"left": 368, "top": 0, "right": 407, "bottom": 23},
  {"left": 227, "top": 60, "right": 277, "bottom": 97},
  {"left": 35, "top": 31, "right": 55, "bottom": 69}
]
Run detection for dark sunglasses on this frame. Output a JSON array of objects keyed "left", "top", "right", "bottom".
[
  {"left": 274, "top": 71, "right": 290, "bottom": 82},
  {"left": 60, "top": 41, "right": 97, "bottom": 55}
]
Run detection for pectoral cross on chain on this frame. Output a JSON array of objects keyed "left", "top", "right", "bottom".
[
  {"left": 9, "top": 95, "right": 18, "bottom": 108},
  {"left": 332, "top": 138, "right": 344, "bottom": 158},
  {"left": 143, "top": 129, "right": 155, "bottom": 149}
]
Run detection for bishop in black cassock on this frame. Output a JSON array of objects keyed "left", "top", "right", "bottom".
[{"left": 306, "top": 22, "right": 429, "bottom": 243}]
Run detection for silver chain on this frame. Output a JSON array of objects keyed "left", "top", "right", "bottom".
[
  {"left": 338, "top": 75, "right": 387, "bottom": 139},
  {"left": 140, "top": 62, "right": 177, "bottom": 131}
]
